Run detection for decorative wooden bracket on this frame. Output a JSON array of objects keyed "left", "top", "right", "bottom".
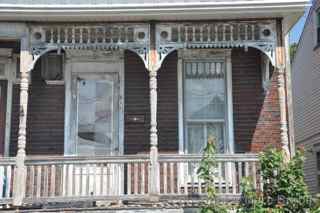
[
  {"left": 155, "top": 21, "right": 277, "bottom": 69},
  {"left": 30, "top": 23, "right": 150, "bottom": 68}
]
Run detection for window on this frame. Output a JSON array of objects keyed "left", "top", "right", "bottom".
[
  {"left": 41, "top": 53, "right": 64, "bottom": 84},
  {"left": 183, "top": 60, "right": 226, "bottom": 154}
]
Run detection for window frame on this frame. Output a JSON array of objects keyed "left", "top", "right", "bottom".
[
  {"left": 0, "top": 48, "right": 14, "bottom": 156},
  {"left": 177, "top": 49, "right": 234, "bottom": 154}
]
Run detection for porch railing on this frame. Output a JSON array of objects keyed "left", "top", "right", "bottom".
[
  {"left": 23, "top": 155, "right": 150, "bottom": 204},
  {"left": 0, "top": 157, "right": 16, "bottom": 205},
  {"left": 0, "top": 154, "right": 260, "bottom": 207},
  {"left": 158, "top": 154, "right": 261, "bottom": 201}
]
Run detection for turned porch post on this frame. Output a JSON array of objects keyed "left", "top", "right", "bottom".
[
  {"left": 13, "top": 34, "right": 33, "bottom": 206},
  {"left": 148, "top": 23, "right": 160, "bottom": 199},
  {"left": 276, "top": 20, "right": 290, "bottom": 162}
]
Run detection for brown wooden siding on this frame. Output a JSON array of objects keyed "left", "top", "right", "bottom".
[
  {"left": 124, "top": 51, "right": 150, "bottom": 154},
  {"left": 232, "top": 48, "right": 281, "bottom": 153},
  {"left": 124, "top": 51, "right": 178, "bottom": 154},
  {"left": 9, "top": 48, "right": 280, "bottom": 155},
  {"left": 9, "top": 85, "right": 19, "bottom": 156},
  {"left": 0, "top": 80, "right": 7, "bottom": 155},
  {"left": 10, "top": 61, "right": 65, "bottom": 156},
  {"left": 157, "top": 52, "right": 179, "bottom": 153}
]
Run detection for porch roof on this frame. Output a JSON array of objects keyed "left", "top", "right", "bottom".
[{"left": 0, "top": 0, "right": 309, "bottom": 33}]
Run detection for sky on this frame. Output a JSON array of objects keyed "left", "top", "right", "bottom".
[{"left": 289, "top": 7, "right": 310, "bottom": 44}]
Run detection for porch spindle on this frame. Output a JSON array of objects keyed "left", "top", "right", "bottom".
[{"left": 13, "top": 35, "right": 33, "bottom": 206}]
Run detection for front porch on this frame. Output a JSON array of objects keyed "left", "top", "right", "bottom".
[{"left": 0, "top": 20, "right": 290, "bottom": 209}]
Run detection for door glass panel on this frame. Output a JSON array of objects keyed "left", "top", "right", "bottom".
[{"left": 77, "top": 73, "right": 119, "bottom": 156}]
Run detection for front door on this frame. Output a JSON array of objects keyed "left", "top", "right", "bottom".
[
  {"left": 73, "top": 72, "right": 119, "bottom": 156},
  {"left": 65, "top": 61, "right": 123, "bottom": 196}
]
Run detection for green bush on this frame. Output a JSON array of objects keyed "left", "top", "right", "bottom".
[
  {"left": 237, "top": 177, "right": 268, "bottom": 213},
  {"left": 198, "top": 139, "right": 317, "bottom": 212},
  {"left": 260, "top": 148, "right": 312, "bottom": 212}
]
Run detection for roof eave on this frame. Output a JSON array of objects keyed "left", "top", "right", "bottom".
[{"left": 0, "top": 0, "right": 309, "bottom": 26}]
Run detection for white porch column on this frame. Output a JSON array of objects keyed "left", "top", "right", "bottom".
[
  {"left": 148, "top": 23, "right": 160, "bottom": 200},
  {"left": 149, "top": 68, "right": 160, "bottom": 199},
  {"left": 276, "top": 21, "right": 290, "bottom": 162},
  {"left": 13, "top": 35, "right": 33, "bottom": 206}
]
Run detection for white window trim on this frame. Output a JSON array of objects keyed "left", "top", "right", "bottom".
[
  {"left": 64, "top": 50, "right": 125, "bottom": 156},
  {"left": 177, "top": 49, "right": 234, "bottom": 154},
  {"left": 0, "top": 48, "right": 14, "bottom": 156}
]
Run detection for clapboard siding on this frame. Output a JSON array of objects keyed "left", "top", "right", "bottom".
[
  {"left": 8, "top": 48, "right": 281, "bottom": 156},
  {"left": 232, "top": 48, "right": 281, "bottom": 153},
  {"left": 292, "top": 0, "right": 320, "bottom": 195},
  {"left": 124, "top": 51, "right": 150, "bottom": 154},
  {"left": 157, "top": 51, "right": 179, "bottom": 153},
  {"left": 0, "top": 80, "right": 7, "bottom": 155},
  {"left": 124, "top": 50, "right": 178, "bottom": 154},
  {"left": 10, "top": 61, "right": 65, "bottom": 156}
]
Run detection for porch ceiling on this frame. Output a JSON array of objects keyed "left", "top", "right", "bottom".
[{"left": 0, "top": 0, "right": 309, "bottom": 33}]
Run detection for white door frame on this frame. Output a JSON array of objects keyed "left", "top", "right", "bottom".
[{"left": 64, "top": 50, "right": 125, "bottom": 156}]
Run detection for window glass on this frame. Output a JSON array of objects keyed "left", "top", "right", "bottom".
[{"left": 184, "top": 61, "right": 226, "bottom": 154}]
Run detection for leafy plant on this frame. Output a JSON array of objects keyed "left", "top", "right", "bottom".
[
  {"left": 237, "top": 177, "right": 267, "bottom": 213},
  {"left": 311, "top": 195, "right": 320, "bottom": 213},
  {"left": 197, "top": 135, "right": 227, "bottom": 213},
  {"left": 260, "top": 148, "right": 284, "bottom": 208},
  {"left": 198, "top": 143, "right": 315, "bottom": 212},
  {"left": 259, "top": 148, "right": 312, "bottom": 213}
]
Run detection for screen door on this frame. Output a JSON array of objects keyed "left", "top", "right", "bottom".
[{"left": 72, "top": 72, "right": 119, "bottom": 156}]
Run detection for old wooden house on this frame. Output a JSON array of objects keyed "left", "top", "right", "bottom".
[
  {"left": 292, "top": 0, "right": 320, "bottom": 196},
  {"left": 0, "top": 0, "right": 308, "bottom": 211}
]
